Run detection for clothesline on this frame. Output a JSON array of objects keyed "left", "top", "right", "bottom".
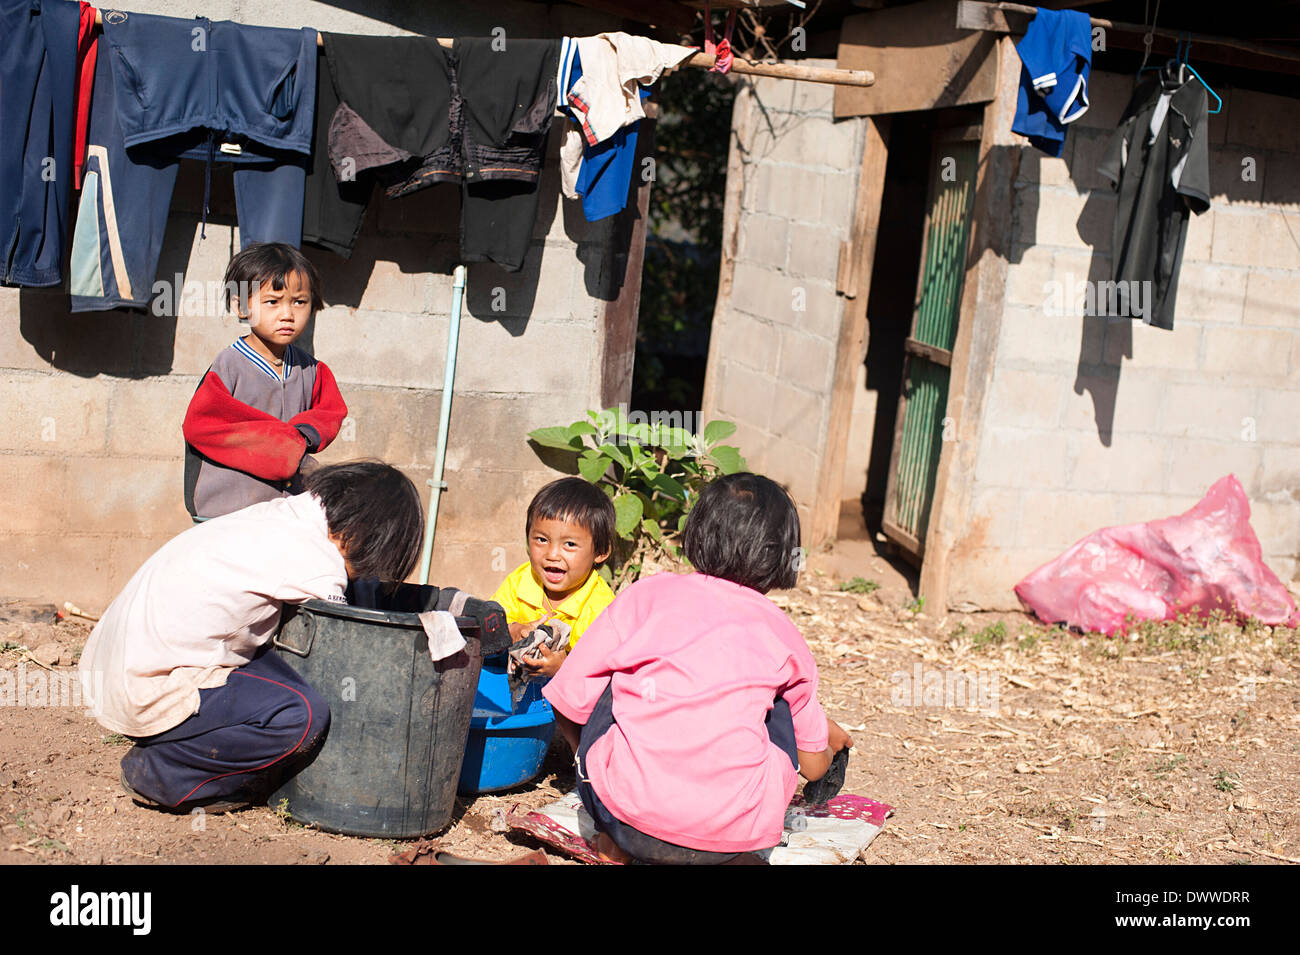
[{"left": 90, "top": 11, "right": 875, "bottom": 86}]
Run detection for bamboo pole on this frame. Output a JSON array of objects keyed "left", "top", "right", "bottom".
[{"left": 90, "top": 12, "right": 874, "bottom": 86}]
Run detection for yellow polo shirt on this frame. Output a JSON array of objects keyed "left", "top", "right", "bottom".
[{"left": 491, "top": 561, "right": 615, "bottom": 649}]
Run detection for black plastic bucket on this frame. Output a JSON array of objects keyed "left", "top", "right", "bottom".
[{"left": 269, "top": 583, "right": 505, "bottom": 838}]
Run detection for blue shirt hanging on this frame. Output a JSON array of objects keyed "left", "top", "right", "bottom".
[
  {"left": 1012, "top": 8, "right": 1093, "bottom": 157},
  {"left": 559, "top": 39, "right": 648, "bottom": 222}
]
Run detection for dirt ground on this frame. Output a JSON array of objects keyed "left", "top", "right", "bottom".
[{"left": 3, "top": 541, "right": 1298, "bottom": 866}]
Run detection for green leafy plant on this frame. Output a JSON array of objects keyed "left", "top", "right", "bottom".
[{"left": 528, "top": 408, "right": 748, "bottom": 589}]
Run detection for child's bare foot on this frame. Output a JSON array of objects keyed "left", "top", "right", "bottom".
[{"left": 592, "top": 832, "right": 633, "bottom": 864}]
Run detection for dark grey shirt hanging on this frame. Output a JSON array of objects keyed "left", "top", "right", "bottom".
[{"left": 1098, "top": 72, "right": 1211, "bottom": 330}]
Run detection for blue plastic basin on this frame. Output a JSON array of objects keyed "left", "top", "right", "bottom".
[{"left": 457, "top": 660, "right": 556, "bottom": 794}]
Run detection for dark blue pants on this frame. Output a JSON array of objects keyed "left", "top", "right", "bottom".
[
  {"left": 121, "top": 647, "right": 330, "bottom": 808},
  {"left": 0, "top": 0, "right": 79, "bottom": 287},
  {"left": 69, "top": 15, "right": 311, "bottom": 312},
  {"left": 574, "top": 685, "right": 797, "bottom": 865}
]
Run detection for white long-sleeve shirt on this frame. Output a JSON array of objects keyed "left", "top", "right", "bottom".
[{"left": 79, "top": 493, "right": 347, "bottom": 737}]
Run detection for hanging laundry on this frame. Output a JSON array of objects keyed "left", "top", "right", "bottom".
[
  {"left": 1011, "top": 8, "right": 1093, "bottom": 158},
  {"left": 453, "top": 37, "right": 560, "bottom": 272},
  {"left": 566, "top": 32, "right": 694, "bottom": 146},
  {"left": 68, "top": 11, "right": 316, "bottom": 312},
  {"left": 702, "top": 2, "right": 737, "bottom": 75},
  {"left": 1098, "top": 69, "right": 1211, "bottom": 330},
  {"left": 73, "top": 3, "right": 99, "bottom": 188},
  {"left": 303, "top": 33, "right": 451, "bottom": 257},
  {"left": 307, "top": 34, "right": 558, "bottom": 272},
  {"left": 570, "top": 109, "right": 647, "bottom": 222},
  {"left": 0, "top": 0, "right": 82, "bottom": 287},
  {"left": 555, "top": 32, "right": 692, "bottom": 223},
  {"left": 556, "top": 38, "right": 652, "bottom": 223}
]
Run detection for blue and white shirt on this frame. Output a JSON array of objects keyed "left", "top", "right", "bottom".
[{"left": 1012, "top": 9, "right": 1093, "bottom": 157}]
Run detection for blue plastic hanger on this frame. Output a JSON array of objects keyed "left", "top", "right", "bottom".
[
  {"left": 1181, "top": 56, "right": 1223, "bottom": 114},
  {"left": 1139, "top": 33, "right": 1222, "bottom": 114}
]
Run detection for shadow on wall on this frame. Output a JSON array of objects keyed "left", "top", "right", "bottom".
[
  {"left": 1009, "top": 83, "right": 1300, "bottom": 449},
  {"left": 14, "top": 161, "right": 234, "bottom": 380},
  {"left": 17, "top": 126, "right": 636, "bottom": 373},
  {"left": 1008, "top": 143, "right": 1127, "bottom": 448}
]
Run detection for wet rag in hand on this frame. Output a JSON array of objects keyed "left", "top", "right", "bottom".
[
  {"left": 507, "top": 621, "right": 571, "bottom": 706},
  {"left": 801, "top": 748, "right": 849, "bottom": 806}
]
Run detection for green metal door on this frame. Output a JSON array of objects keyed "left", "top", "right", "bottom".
[{"left": 882, "top": 132, "right": 978, "bottom": 560}]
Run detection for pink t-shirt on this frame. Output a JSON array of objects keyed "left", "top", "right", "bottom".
[{"left": 543, "top": 572, "right": 829, "bottom": 853}]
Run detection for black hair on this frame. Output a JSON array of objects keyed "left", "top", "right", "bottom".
[
  {"left": 223, "top": 241, "right": 324, "bottom": 315},
  {"left": 682, "top": 472, "right": 801, "bottom": 593},
  {"left": 526, "top": 478, "right": 616, "bottom": 559},
  {"left": 304, "top": 461, "right": 424, "bottom": 583}
]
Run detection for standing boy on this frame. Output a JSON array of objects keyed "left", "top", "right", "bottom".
[{"left": 182, "top": 242, "right": 347, "bottom": 520}]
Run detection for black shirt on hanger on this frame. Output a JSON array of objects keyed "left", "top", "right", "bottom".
[{"left": 1098, "top": 69, "right": 1211, "bottom": 331}]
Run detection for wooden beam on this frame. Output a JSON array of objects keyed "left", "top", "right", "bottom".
[
  {"left": 955, "top": 0, "right": 1300, "bottom": 65},
  {"left": 92, "top": 11, "right": 873, "bottom": 86},
  {"left": 836, "top": 0, "right": 998, "bottom": 117},
  {"left": 1102, "top": 29, "right": 1300, "bottom": 79},
  {"left": 903, "top": 337, "right": 952, "bottom": 368},
  {"left": 810, "top": 116, "right": 891, "bottom": 547},
  {"left": 703, "top": 54, "right": 873, "bottom": 87}
]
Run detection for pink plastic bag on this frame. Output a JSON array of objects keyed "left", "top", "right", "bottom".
[{"left": 1014, "top": 475, "right": 1299, "bottom": 635}]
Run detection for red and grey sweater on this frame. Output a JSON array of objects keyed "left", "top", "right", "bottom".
[{"left": 183, "top": 339, "right": 347, "bottom": 519}]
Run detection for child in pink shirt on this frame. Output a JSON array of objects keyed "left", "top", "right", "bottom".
[{"left": 543, "top": 472, "right": 853, "bottom": 863}]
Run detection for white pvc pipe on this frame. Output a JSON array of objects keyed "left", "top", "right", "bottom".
[{"left": 419, "top": 264, "right": 467, "bottom": 585}]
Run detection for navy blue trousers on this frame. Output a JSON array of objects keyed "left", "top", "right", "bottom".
[
  {"left": 121, "top": 648, "right": 329, "bottom": 808},
  {"left": 574, "top": 685, "right": 797, "bottom": 865},
  {"left": 69, "top": 16, "right": 311, "bottom": 312},
  {"left": 0, "top": 0, "right": 79, "bottom": 287}
]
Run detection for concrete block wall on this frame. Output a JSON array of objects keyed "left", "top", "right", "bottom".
[
  {"left": 0, "top": 0, "right": 634, "bottom": 610},
  {"left": 701, "top": 64, "right": 866, "bottom": 531},
  {"left": 947, "top": 72, "right": 1300, "bottom": 609}
]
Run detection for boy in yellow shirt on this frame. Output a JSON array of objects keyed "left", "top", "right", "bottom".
[{"left": 492, "top": 477, "right": 617, "bottom": 677}]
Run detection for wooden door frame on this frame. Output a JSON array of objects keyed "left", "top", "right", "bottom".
[
  {"left": 807, "top": 115, "right": 891, "bottom": 546},
  {"left": 917, "top": 34, "right": 1023, "bottom": 609}
]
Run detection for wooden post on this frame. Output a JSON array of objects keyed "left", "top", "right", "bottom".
[
  {"left": 917, "top": 34, "right": 1019, "bottom": 611},
  {"left": 599, "top": 107, "right": 658, "bottom": 409},
  {"left": 809, "top": 115, "right": 891, "bottom": 547}
]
